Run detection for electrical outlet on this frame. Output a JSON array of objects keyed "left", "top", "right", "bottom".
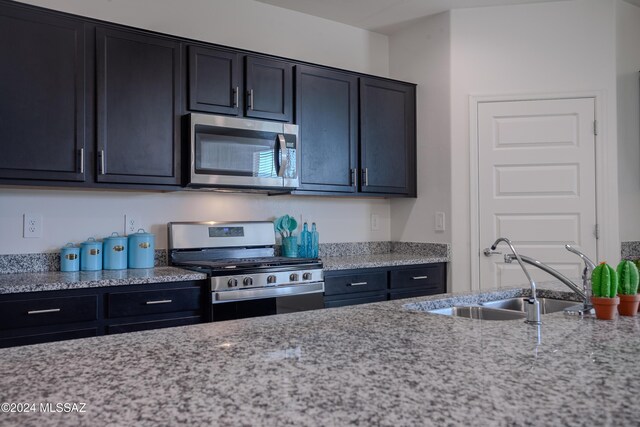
[
  {"left": 23, "top": 213, "right": 43, "bottom": 238},
  {"left": 435, "top": 211, "right": 446, "bottom": 232},
  {"left": 124, "top": 214, "right": 141, "bottom": 235},
  {"left": 371, "top": 213, "right": 379, "bottom": 231}
]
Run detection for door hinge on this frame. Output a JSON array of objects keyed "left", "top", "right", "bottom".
[
  {"left": 594, "top": 224, "right": 600, "bottom": 240},
  {"left": 593, "top": 120, "right": 598, "bottom": 136}
]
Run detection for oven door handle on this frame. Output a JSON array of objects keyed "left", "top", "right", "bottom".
[{"left": 212, "top": 282, "right": 324, "bottom": 304}]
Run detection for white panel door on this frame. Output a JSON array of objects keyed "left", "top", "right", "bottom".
[{"left": 478, "top": 98, "right": 597, "bottom": 289}]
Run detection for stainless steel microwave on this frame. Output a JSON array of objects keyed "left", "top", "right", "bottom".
[{"left": 187, "top": 113, "right": 299, "bottom": 190}]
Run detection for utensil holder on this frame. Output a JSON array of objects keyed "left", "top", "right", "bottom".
[{"left": 282, "top": 236, "right": 298, "bottom": 258}]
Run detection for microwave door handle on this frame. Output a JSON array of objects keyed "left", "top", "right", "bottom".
[{"left": 275, "top": 134, "right": 287, "bottom": 177}]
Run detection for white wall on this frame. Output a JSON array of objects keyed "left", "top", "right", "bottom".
[
  {"left": 0, "top": 188, "right": 390, "bottom": 254},
  {"left": 449, "top": 0, "right": 619, "bottom": 291},
  {"left": 388, "top": 12, "right": 452, "bottom": 245},
  {"left": 617, "top": 0, "right": 640, "bottom": 241},
  {"left": 1, "top": 0, "right": 392, "bottom": 254}
]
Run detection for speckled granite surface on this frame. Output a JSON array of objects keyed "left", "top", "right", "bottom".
[
  {"left": 0, "top": 250, "right": 169, "bottom": 274},
  {"left": 322, "top": 252, "right": 449, "bottom": 271},
  {"left": 621, "top": 241, "right": 640, "bottom": 260},
  {"left": 0, "top": 282, "right": 637, "bottom": 426},
  {"left": 0, "top": 267, "right": 206, "bottom": 294},
  {"left": 321, "top": 242, "right": 450, "bottom": 271}
]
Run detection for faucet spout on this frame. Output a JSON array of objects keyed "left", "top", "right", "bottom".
[{"left": 491, "top": 237, "right": 541, "bottom": 324}]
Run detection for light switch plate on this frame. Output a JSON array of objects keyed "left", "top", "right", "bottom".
[
  {"left": 371, "top": 214, "right": 379, "bottom": 231},
  {"left": 435, "top": 212, "right": 445, "bottom": 232}
]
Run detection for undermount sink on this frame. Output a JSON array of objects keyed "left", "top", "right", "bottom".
[
  {"left": 426, "top": 298, "right": 579, "bottom": 320},
  {"left": 481, "top": 298, "right": 578, "bottom": 314},
  {"left": 427, "top": 306, "right": 526, "bottom": 321}
]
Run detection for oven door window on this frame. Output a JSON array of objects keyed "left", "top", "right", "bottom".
[{"left": 195, "top": 130, "right": 277, "bottom": 178}]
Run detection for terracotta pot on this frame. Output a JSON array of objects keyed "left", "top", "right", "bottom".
[
  {"left": 591, "top": 296, "right": 619, "bottom": 320},
  {"left": 618, "top": 294, "right": 640, "bottom": 316}
]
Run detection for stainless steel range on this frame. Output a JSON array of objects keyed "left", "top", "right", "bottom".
[{"left": 168, "top": 221, "right": 324, "bottom": 321}]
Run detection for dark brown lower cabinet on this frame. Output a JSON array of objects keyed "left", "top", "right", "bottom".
[
  {"left": 0, "top": 280, "right": 205, "bottom": 348},
  {"left": 323, "top": 263, "right": 446, "bottom": 308}
]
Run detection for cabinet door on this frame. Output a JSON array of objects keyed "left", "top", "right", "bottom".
[
  {"left": 0, "top": 5, "right": 87, "bottom": 182},
  {"left": 296, "top": 65, "right": 358, "bottom": 193},
  {"left": 245, "top": 56, "right": 293, "bottom": 122},
  {"left": 188, "top": 45, "right": 241, "bottom": 115},
  {"left": 360, "top": 78, "right": 416, "bottom": 196},
  {"left": 96, "top": 27, "right": 181, "bottom": 185}
]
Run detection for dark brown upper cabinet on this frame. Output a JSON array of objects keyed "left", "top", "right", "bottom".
[
  {"left": 96, "top": 26, "right": 181, "bottom": 185},
  {"left": 244, "top": 56, "right": 293, "bottom": 122},
  {"left": 359, "top": 77, "right": 416, "bottom": 196},
  {"left": 188, "top": 45, "right": 241, "bottom": 115},
  {"left": 0, "top": 4, "right": 87, "bottom": 182},
  {"left": 296, "top": 65, "right": 358, "bottom": 193}
]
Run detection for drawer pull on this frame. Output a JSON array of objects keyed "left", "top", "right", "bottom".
[
  {"left": 347, "top": 282, "right": 368, "bottom": 287},
  {"left": 145, "top": 299, "right": 173, "bottom": 305},
  {"left": 27, "top": 308, "right": 61, "bottom": 315},
  {"left": 411, "top": 276, "right": 428, "bottom": 280}
]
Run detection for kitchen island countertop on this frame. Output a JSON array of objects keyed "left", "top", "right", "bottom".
[{"left": 1, "top": 282, "right": 638, "bottom": 426}]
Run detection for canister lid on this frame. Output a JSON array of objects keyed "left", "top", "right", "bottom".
[
  {"left": 128, "top": 228, "right": 155, "bottom": 238},
  {"left": 104, "top": 232, "right": 127, "bottom": 242},
  {"left": 81, "top": 237, "right": 102, "bottom": 247}
]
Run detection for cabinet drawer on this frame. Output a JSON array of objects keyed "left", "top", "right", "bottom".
[
  {"left": 0, "top": 296, "right": 98, "bottom": 330},
  {"left": 390, "top": 265, "right": 444, "bottom": 290},
  {"left": 324, "top": 272, "right": 387, "bottom": 296},
  {"left": 107, "top": 287, "right": 201, "bottom": 318}
]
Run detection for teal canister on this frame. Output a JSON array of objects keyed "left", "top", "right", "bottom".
[
  {"left": 128, "top": 229, "right": 155, "bottom": 269},
  {"left": 80, "top": 237, "right": 103, "bottom": 271},
  {"left": 103, "top": 232, "right": 128, "bottom": 270},
  {"left": 60, "top": 243, "right": 80, "bottom": 272}
]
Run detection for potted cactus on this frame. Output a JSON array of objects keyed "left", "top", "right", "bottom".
[
  {"left": 591, "top": 262, "right": 619, "bottom": 320},
  {"left": 617, "top": 260, "right": 640, "bottom": 316}
]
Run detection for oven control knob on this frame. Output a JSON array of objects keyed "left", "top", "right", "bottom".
[
  {"left": 227, "top": 278, "right": 238, "bottom": 288},
  {"left": 267, "top": 275, "right": 277, "bottom": 284},
  {"left": 303, "top": 272, "right": 312, "bottom": 280},
  {"left": 289, "top": 273, "right": 299, "bottom": 282},
  {"left": 243, "top": 277, "right": 253, "bottom": 287}
]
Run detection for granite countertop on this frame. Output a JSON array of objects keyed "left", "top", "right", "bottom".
[
  {"left": 321, "top": 253, "right": 448, "bottom": 271},
  {"left": 1, "top": 282, "right": 638, "bottom": 426},
  {"left": 0, "top": 267, "right": 207, "bottom": 294}
]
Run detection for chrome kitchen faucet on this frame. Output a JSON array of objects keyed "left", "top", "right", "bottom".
[{"left": 489, "top": 237, "right": 542, "bottom": 325}]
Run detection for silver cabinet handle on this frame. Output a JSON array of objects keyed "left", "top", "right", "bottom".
[
  {"left": 411, "top": 276, "right": 428, "bottom": 280},
  {"left": 145, "top": 299, "right": 173, "bottom": 305},
  {"left": 28, "top": 308, "right": 61, "bottom": 315},
  {"left": 98, "top": 150, "right": 105, "bottom": 175},
  {"left": 363, "top": 168, "right": 369, "bottom": 186},
  {"left": 79, "top": 148, "right": 84, "bottom": 173},
  {"left": 351, "top": 168, "right": 358, "bottom": 187},
  {"left": 248, "top": 89, "right": 254, "bottom": 110},
  {"left": 347, "top": 282, "right": 367, "bottom": 287},
  {"left": 233, "top": 86, "right": 239, "bottom": 108}
]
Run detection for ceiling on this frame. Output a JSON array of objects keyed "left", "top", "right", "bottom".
[{"left": 256, "top": 0, "right": 640, "bottom": 34}]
